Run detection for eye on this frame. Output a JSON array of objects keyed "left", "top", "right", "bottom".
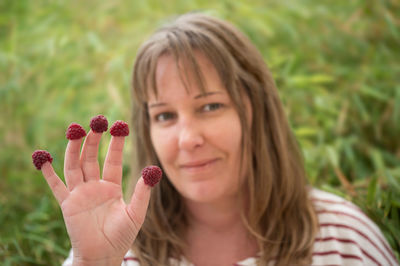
[
  {"left": 202, "top": 103, "right": 224, "bottom": 112},
  {"left": 154, "top": 112, "right": 176, "bottom": 122}
]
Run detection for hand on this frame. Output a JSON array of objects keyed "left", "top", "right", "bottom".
[{"left": 40, "top": 126, "right": 150, "bottom": 265}]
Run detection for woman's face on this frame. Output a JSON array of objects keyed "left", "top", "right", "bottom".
[{"left": 148, "top": 53, "right": 252, "bottom": 204}]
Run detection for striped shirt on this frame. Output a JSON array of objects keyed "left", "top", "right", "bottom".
[{"left": 63, "top": 188, "right": 399, "bottom": 266}]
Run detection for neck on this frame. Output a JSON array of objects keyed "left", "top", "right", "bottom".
[
  {"left": 184, "top": 195, "right": 245, "bottom": 233},
  {"left": 183, "top": 196, "right": 259, "bottom": 265}
]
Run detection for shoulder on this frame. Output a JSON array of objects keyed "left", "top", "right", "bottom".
[{"left": 309, "top": 188, "right": 398, "bottom": 266}]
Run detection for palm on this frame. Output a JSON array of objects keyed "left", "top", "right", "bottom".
[
  {"left": 62, "top": 181, "right": 136, "bottom": 259},
  {"left": 40, "top": 130, "right": 151, "bottom": 264}
]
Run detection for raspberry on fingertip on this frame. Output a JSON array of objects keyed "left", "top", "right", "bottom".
[
  {"left": 66, "top": 123, "right": 87, "bottom": 140},
  {"left": 141, "top": 165, "right": 163, "bottom": 187},
  {"left": 90, "top": 115, "right": 108, "bottom": 133},
  {"left": 110, "top": 120, "right": 129, "bottom": 137},
  {"left": 32, "top": 150, "right": 53, "bottom": 170}
]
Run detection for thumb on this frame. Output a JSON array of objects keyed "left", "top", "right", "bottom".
[{"left": 126, "top": 177, "right": 152, "bottom": 228}]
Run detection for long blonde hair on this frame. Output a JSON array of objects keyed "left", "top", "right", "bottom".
[{"left": 130, "top": 12, "right": 318, "bottom": 265}]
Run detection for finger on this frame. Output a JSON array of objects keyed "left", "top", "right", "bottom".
[
  {"left": 41, "top": 162, "right": 69, "bottom": 205},
  {"left": 102, "top": 136, "right": 125, "bottom": 185},
  {"left": 126, "top": 177, "right": 151, "bottom": 229},
  {"left": 80, "top": 130, "right": 102, "bottom": 182},
  {"left": 64, "top": 139, "right": 84, "bottom": 190}
]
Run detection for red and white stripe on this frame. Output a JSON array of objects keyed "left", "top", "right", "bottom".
[{"left": 311, "top": 188, "right": 398, "bottom": 266}]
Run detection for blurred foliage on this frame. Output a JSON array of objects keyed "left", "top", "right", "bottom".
[{"left": 0, "top": 0, "right": 399, "bottom": 264}]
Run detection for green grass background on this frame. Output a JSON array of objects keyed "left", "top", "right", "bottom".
[{"left": 1, "top": 0, "right": 399, "bottom": 264}]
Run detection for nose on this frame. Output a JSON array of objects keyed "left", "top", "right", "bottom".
[{"left": 178, "top": 119, "right": 204, "bottom": 151}]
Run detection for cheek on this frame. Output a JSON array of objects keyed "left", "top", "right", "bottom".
[
  {"left": 206, "top": 112, "right": 243, "bottom": 166},
  {"left": 219, "top": 112, "right": 245, "bottom": 171},
  {"left": 219, "top": 113, "right": 242, "bottom": 146},
  {"left": 150, "top": 126, "right": 176, "bottom": 164}
]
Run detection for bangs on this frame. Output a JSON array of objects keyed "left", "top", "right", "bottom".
[{"left": 132, "top": 22, "right": 241, "bottom": 108}]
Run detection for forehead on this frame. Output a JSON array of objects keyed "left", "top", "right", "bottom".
[{"left": 148, "top": 52, "right": 224, "bottom": 101}]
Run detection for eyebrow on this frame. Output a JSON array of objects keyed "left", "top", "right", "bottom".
[
  {"left": 194, "top": 91, "right": 224, "bottom": 99},
  {"left": 148, "top": 91, "right": 224, "bottom": 109},
  {"left": 148, "top": 102, "right": 167, "bottom": 108}
]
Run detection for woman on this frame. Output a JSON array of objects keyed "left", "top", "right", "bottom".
[{"left": 36, "top": 13, "right": 398, "bottom": 265}]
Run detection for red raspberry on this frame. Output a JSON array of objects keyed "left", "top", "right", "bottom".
[
  {"left": 32, "top": 150, "right": 53, "bottom": 170},
  {"left": 141, "top": 166, "right": 163, "bottom": 187},
  {"left": 66, "top": 123, "right": 87, "bottom": 140},
  {"left": 110, "top": 120, "right": 129, "bottom": 137},
  {"left": 90, "top": 115, "right": 108, "bottom": 133}
]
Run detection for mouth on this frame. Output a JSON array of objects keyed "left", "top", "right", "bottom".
[{"left": 180, "top": 158, "right": 220, "bottom": 171}]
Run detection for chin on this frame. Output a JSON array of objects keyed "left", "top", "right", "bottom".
[{"left": 179, "top": 181, "right": 234, "bottom": 204}]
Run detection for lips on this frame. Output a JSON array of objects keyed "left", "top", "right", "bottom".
[{"left": 180, "top": 158, "right": 220, "bottom": 169}]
